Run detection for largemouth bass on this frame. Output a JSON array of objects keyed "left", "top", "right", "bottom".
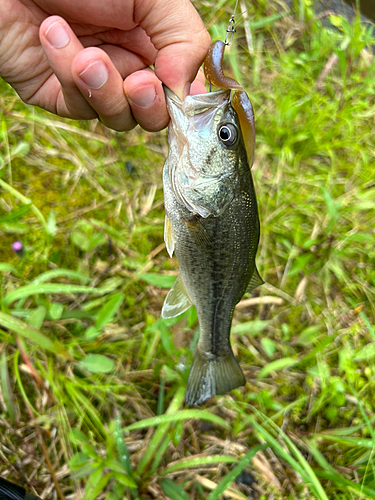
[{"left": 162, "top": 41, "right": 263, "bottom": 406}]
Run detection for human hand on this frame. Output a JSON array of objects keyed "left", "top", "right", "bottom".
[{"left": 0, "top": 0, "right": 210, "bottom": 131}]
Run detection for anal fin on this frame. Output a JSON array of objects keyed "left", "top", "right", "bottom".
[
  {"left": 161, "top": 275, "right": 192, "bottom": 318},
  {"left": 246, "top": 265, "right": 264, "bottom": 293}
]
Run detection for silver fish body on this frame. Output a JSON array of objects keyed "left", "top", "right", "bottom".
[{"left": 162, "top": 87, "right": 262, "bottom": 406}]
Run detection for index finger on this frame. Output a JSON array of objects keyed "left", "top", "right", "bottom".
[{"left": 136, "top": 0, "right": 211, "bottom": 99}]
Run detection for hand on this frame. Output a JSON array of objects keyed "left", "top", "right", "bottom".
[{"left": 0, "top": 0, "right": 210, "bottom": 131}]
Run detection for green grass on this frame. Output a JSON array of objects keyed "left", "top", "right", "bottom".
[{"left": 1, "top": 1, "right": 375, "bottom": 499}]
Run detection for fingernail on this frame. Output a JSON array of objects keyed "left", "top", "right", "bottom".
[
  {"left": 45, "top": 22, "right": 70, "bottom": 49},
  {"left": 183, "top": 83, "right": 191, "bottom": 99},
  {"left": 79, "top": 61, "right": 108, "bottom": 90},
  {"left": 127, "top": 86, "right": 156, "bottom": 109}
]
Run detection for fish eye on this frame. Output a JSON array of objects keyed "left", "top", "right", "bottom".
[{"left": 218, "top": 123, "right": 238, "bottom": 147}]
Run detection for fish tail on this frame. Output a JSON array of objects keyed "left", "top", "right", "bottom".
[{"left": 185, "top": 347, "right": 246, "bottom": 406}]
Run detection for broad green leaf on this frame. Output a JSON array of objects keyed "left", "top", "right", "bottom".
[
  {"left": 71, "top": 230, "right": 90, "bottom": 251},
  {"left": 258, "top": 357, "right": 298, "bottom": 379},
  {"left": 28, "top": 306, "right": 47, "bottom": 329},
  {"left": 79, "top": 354, "right": 115, "bottom": 374},
  {"left": 49, "top": 303, "right": 64, "bottom": 320},
  {"left": 83, "top": 470, "right": 111, "bottom": 500},
  {"left": 69, "top": 428, "right": 92, "bottom": 446},
  {"left": 354, "top": 343, "right": 375, "bottom": 361},
  {"left": 69, "top": 452, "right": 90, "bottom": 471},
  {"left": 261, "top": 338, "right": 277, "bottom": 358},
  {"left": 231, "top": 320, "right": 269, "bottom": 336},
  {"left": 0, "top": 311, "right": 67, "bottom": 355},
  {"left": 161, "top": 478, "right": 190, "bottom": 500},
  {"left": 112, "top": 472, "right": 137, "bottom": 488},
  {"left": 296, "top": 325, "right": 321, "bottom": 345},
  {"left": 105, "top": 457, "right": 128, "bottom": 474},
  {"left": 138, "top": 273, "right": 177, "bottom": 289},
  {"left": 46, "top": 209, "right": 57, "bottom": 237},
  {"left": 95, "top": 292, "right": 124, "bottom": 330},
  {"left": 84, "top": 326, "right": 100, "bottom": 339}
]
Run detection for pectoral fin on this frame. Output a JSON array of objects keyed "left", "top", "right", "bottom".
[
  {"left": 161, "top": 276, "right": 193, "bottom": 318},
  {"left": 164, "top": 215, "right": 175, "bottom": 258},
  {"left": 246, "top": 266, "right": 264, "bottom": 292},
  {"left": 183, "top": 216, "right": 213, "bottom": 250}
]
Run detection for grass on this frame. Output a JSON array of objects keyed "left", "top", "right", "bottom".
[{"left": 1, "top": 0, "right": 375, "bottom": 498}]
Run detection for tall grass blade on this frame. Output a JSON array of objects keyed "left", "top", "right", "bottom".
[
  {"left": 135, "top": 387, "right": 185, "bottom": 476},
  {"left": 3, "top": 283, "right": 99, "bottom": 307},
  {"left": 0, "top": 350, "right": 16, "bottom": 424},
  {"left": 31, "top": 269, "right": 91, "bottom": 285},
  {"left": 0, "top": 311, "right": 68, "bottom": 355},
  {"left": 0, "top": 178, "right": 48, "bottom": 234},
  {"left": 161, "top": 478, "right": 190, "bottom": 500},
  {"left": 126, "top": 409, "right": 230, "bottom": 434},
  {"left": 162, "top": 455, "right": 239, "bottom": 475},
  {"left": 95, "top": 292, "right": 124, "bottom": 330},
  {"left": 316, "top": 470, "right": 375, "bottom": 498}
]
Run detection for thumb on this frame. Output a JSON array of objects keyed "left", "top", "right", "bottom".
[{"left": 136, "top": 0, "right": 211, "bottom": 99}]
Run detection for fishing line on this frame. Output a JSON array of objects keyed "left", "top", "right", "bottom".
[{"left": 224, "top": 0, "right": 239, "bottom": 46}]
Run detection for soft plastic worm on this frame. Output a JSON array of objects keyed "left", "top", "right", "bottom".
[{"left": 204, "top": 40, "right": 255, "bottom": 166}]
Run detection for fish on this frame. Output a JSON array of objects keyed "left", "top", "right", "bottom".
[{"left": 162, "top": 40, "right": 263, "bottom": 406}]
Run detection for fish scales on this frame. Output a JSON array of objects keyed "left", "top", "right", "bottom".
[{"left": 162, "top": 40, "right": 263, "bottom": 406}]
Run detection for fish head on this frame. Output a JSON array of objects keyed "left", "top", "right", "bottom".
[{"left": 164, "top": 87, "right": 245, "bottom": 218}]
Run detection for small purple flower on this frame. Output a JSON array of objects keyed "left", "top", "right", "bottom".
[{"left": 12, "top": 241, "right": 25, "bottom": 256}]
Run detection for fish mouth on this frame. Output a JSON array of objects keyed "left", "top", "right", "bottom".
[{"left": 163, "top": 85, "right": 230, "bottom": 115}]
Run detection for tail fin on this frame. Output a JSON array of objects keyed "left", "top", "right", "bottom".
[{"left": 185, "top": 348, "right": 246, "bottom": 406}]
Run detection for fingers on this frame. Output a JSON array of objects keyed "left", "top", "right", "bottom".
[
  {"left": 137, "top": 0, "right": 211, "bottom": 99},
  {"left": 124, "top": 69, "right": 169, "bottom": 132},
  {"left": 71, "top": 48, "right": 137, "bottom": 131},
  {"left": 39, "top": 16, "right": 168, "bottom": 131},
  {"left": 38, "top": 0, "right": 210, "bottom": 132},
  {"left": 39, "top": 16, "right": 96, "bottom": 119},
  {"left": 190, "top": 68, "right": 207, "bottom": 96}
]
